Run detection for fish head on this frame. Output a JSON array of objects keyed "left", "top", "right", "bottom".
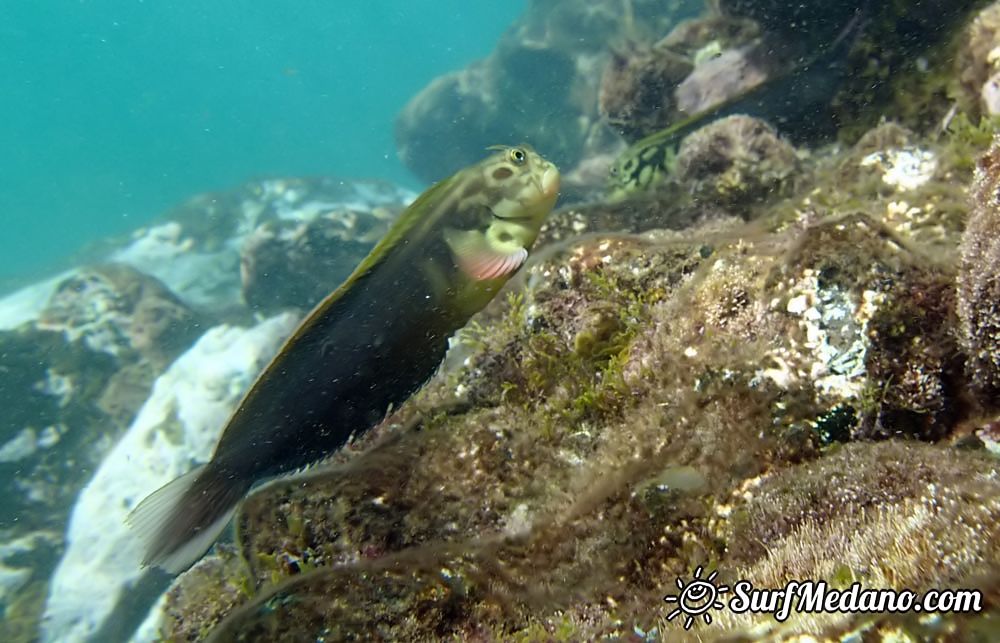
[
  {"left": 440, "top": 145, "right": 559, "bottom": 284},
  {"left": 452, "top": 145, "right": 560, "bottom": 264},
  {"left": 478, "top": 145, "right": 560, "bottom": 231},
  {"left": 606, "top": 152, "right": 635, "bottom": 202}
]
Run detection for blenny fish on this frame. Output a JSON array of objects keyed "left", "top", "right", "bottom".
[
  {"left": 128, "top": 146, "right": 560, "bottom": 573},
  {"left": 607, "top": 13, "right": 862, "bottom": 201}
]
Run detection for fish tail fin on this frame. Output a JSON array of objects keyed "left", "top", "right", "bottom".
[{"left": 126, "top": 464, "right": 249, "bottom": 574}]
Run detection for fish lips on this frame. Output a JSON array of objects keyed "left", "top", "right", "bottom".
[{"left": 541, "top": 166, "right": 560, "bottom": 199}]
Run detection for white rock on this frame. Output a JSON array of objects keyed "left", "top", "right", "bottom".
[
  {"left": 109, "top": 223, "right": 242, "bottom": 313},
  {"left": 983, "top": 71, "right": 1000, "bottom": 116},
  {"left": 860, "top": 147, "right": 937, "bottom": 191},
  {"left": 0, "top": 271, "right": 75, "bottom": 331},
  {"left": 42, "top": 313, "right": 298, "bottom": 643}
]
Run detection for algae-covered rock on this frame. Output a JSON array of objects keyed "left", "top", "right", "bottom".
[
  {"left": 152, "top": 40, "right": 1000, "bottom": 637},
  {"left": 158, "top": 192, "right": 988, "bottom": 641},
  {"left": 674, "top": 115, "right": 799, "bottom": 209},
  {"left": 957, "top": 2, "right": 1000, "bottom": 118},
  {"left": 673, "top": 44, "right": 771, "bottom": 118},
  {"left": 720, "top": 0, "right": 978, "bottom": 47},
  {"left": 959, "top": 137, "right": 1000, "bottom": 398},
  {"left": 603, "top": 0, "right": 985, "bottom": 186},
  {"left": 598, "top": 17, "right": 772, "bottom": 143},
  {"left": 38, "top": 264, "right": 203, "bottom": 368},
  {"left": 157, "top": 545, "right": 253, "bottom": 642},
  {"left": 598, "top": 45, "right": 694, "bottom": 141},
  {"left": 715, "top": 440, "right": 1000, "bottom": 638},
  {"left": 51, "top": 4, "right": 1000, "bottom": 641}
]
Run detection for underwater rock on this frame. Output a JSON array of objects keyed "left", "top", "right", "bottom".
[
  {"left": 719, "top": 0, "right": 979, "bottom": 46},
  {"left": 38, "top": 264, "right": 202, "bottom": 368},
  {"left": 0, "top": 326, "right": 118, "bottom": 527},
  {"left": 42, "top": 314, "right": 298, "bottom": 643},
  {"left": 601, "top": 0, "right": 982, "bottom": 164},
  {"left": 395, "top": 43, "right": 582, "bottom": 185},
  {"left": 834, "top": 0, "right": 984, "bottom": 138},
  {"left": 598, "top": 45, "right": 693, "bottom": 141},
  {"left": 0, "top": 271, "right": 75, "bottom": 332},
  {"left": 604, "top": 12, "right": 766, "bottom": 131},
  {"left": 240, "top": 206, "right": 397, "bottom": 314},
  {"left": 725, "top": 441, "right": 995, "bottom": 565},
  {"left": 156, "top": 186, "right": 983, "bottom": 639},
  {"left": 152, "top": 544, "right": 251, "bottom": 642},
  {"left": 769, "top": 215, "right": 964, "bottom": 441},
  {"left": 0, "top": 266, "right": 203, "bottom": 641},
  {"left": 959, "top": 137, "right": 1000, "bottom": 398},
  {"left": 395, "top": 0, "right": 697, "bottom": 184},
  {"left": 110, "top": 177, "right": 413, "bottom": 316},
  {"left": 0, "top": 324, "right": 118, "bottom": 640},
  {"left": 673, "top": 44, "right": 772, "bottom": 117},
  {"left": 957, "top": 2, "right": 1000, "bottom": 118},
  {"left": 674, "top": 114, "right": 799, "bottom": 210},
  {"left": 716, "top": 440, "right": 1000, "bottom": 637},
  {"left": 107, "top": 11, "right": 1000, "bottom": 634}
]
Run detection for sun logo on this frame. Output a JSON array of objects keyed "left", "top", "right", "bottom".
[{"left": 663, "top": 566, "right": 729, "bottom": 630}]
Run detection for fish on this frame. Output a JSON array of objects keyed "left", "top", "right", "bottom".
[
  {"left": 128, "top": 145, "right": 560, "bottom": 573},
  {"left": 607, "top": 12, "right": 863, "bottom": 201}
]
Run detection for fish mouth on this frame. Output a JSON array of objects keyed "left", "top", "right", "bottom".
[
  {"left": 541, "top": 166, "right": 560, "bottom": 198},
  {"left": 492, "top": 212, "right": 535, "bottom": 222}
]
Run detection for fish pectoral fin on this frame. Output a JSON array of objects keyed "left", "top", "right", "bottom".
[{"left": 444, "top": 228, "right": 528, "bottom": 281}]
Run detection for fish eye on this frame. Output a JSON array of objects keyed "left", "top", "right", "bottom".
[{"left": 509, "top": 148, "right": 526, "bottom": 165}]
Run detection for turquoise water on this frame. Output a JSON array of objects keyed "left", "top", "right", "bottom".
[{"left": 0, "top": 0, "right": 524, "bottom": 286}]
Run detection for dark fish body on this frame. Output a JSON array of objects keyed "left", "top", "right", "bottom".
[{"left": 129, "top": 146, "right": 560, "bottom": 572}]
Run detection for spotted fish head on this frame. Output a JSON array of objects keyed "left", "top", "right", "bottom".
[
  {"left": 606, "top": 142, "right": 675, "bottom": 202},
  {"left": 477, "top": 144, "right": 560, "bottom": 226},
  {"left": 607, "top": 150, "right": 641, "bottom": 201},
  {"left": 441, "top": 145, "right": 560, "bottom": 282}
]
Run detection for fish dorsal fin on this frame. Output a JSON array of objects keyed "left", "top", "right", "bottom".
[
  {"left": 444, "top": 228, "right": 528, "bottom": 281},
  {"left": 291, "top": 173, "right": 462, "bottom": 338},
  {"left": 343, "top": 174, "right": 460, "bottom": 286}
]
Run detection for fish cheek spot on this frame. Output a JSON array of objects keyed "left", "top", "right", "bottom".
[{"left": 492, "top": 167, "right": 514, "bottom": 181}]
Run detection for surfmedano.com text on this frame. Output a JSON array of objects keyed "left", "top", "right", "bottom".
[{"left": 729, "top": 580, "right": 982, "bottom": 622}]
